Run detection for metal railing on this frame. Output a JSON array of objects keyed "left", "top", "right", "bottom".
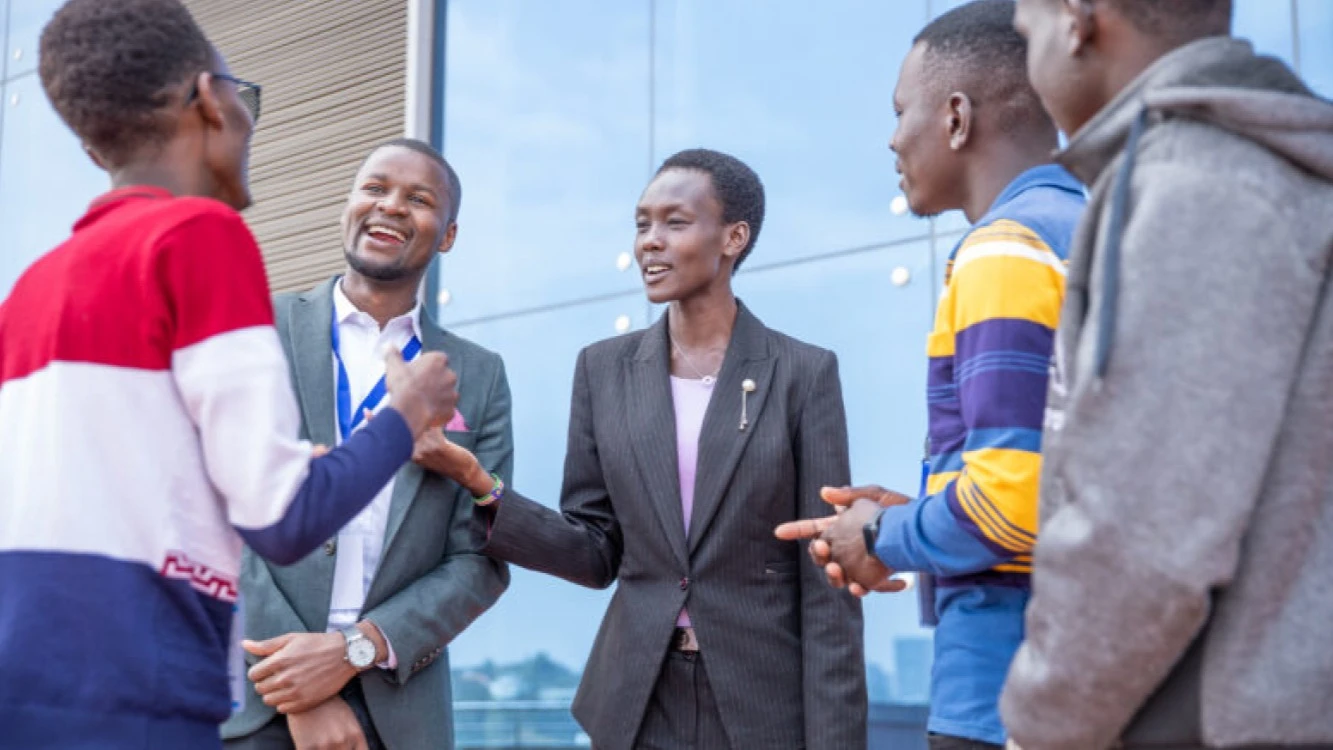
[{"left": 453, "top": 700, "right": 929, "bottom": 750}]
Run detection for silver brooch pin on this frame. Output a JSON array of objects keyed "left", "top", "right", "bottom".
[{"left": 739, "top": 379, "right": 757, "bottom": 431}]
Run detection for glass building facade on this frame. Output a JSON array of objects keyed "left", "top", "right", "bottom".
[
  {"left": 0, "top": 0, "right": 104, "bottom": 300},
  {"left": 430, "top": 2, "right": 1329, "bottom": 746},
  {"left": 2, "top": 0, "right": 1328, "bottom": 747}
]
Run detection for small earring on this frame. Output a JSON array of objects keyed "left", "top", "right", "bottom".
[{"left": 739, "top": 379, "right": 757, "bottom": 431}]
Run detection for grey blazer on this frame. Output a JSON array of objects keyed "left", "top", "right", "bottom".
[
  {"left": 479, "top": 302, "right": 867, "bottom": 750},
  {"left": 221, "top": 278, "right": 512, "bottom": 749}
]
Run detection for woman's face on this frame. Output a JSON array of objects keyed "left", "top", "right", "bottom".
[{"left": 633, "top": 168, "right": 741, "bottom": 305}]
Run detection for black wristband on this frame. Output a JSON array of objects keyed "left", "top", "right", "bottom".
[{"left": 862, "top": 508, "right": 886, "bottom": 562}]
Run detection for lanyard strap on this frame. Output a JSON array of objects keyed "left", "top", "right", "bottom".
[
  {"left": 331, "top": 311, "right": 422, "bottom": 441},
  {"left": 917, "top": 435, "right": 939, "bottom": 627},
  {"left": 917, "top": 436, "right": 931, "bottom": 499}
]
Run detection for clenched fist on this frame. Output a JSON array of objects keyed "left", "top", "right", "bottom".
[{"left": 384, "top": 348, "right": 458, "bottom": 437}]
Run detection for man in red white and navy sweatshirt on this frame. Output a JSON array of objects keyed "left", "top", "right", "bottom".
[{"left": 0, "top": 1, "right": 459, "bottom": 748}]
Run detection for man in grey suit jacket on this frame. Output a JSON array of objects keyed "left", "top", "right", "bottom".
[{"left": 222, "top": 139, "right": 510, "bottom": 750}]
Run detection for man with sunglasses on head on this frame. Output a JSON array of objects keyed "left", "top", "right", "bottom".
[{"left": 0, "top": 1, "right": 460, "bottom": 748}]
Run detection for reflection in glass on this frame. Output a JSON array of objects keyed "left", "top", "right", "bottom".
[
  {"left": 733, "top": 242, "right": 938, "bottom": 705},
  {"left": 1296, "top": 0, "right": 1333, "bottom": 97},
  {"left": 446, "top": 297, "right": 646, "bottom": 714},
  {"left": 652, "top": 1, "right": 927, "bottom": 265},
  {"left": 435, "top": 3, "right": 966, "bottom": 743},
  {"left": 438, "top": 0, "right": 651, "bottom": 324},
  {"left": 0, "top": 74, "right": 105, "bottom": 300},
  {"left": 5, "top": 0, "right": 63, "bottom": 80},
  {"left": 1234, "top": 0, "right": 1296, "bottom": 66},
  {"left": 0, "top": 0, "right": 8, "bottom": 82}
]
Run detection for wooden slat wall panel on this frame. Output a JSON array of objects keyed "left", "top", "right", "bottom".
[{"left": 182, "top": 0, "right": 407, "bottom": 293}]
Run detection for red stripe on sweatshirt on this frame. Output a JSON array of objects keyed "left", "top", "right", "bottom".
[{"left": 0, "top": 188, "right": 274, "bottom": 384}]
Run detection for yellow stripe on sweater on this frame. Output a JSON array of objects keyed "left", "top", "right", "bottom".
[{"left": 954, "top": 447, "right": 1041, "bottom": 553}]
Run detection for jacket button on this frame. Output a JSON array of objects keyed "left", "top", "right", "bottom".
[
  {"left": 679, "top": 576, "right": 690, "bottom": 591},
  {"left": 324, "top": 540, "right": 337, "bottom": 556}
]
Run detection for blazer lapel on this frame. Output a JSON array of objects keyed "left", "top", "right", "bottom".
[
  {"left": 375, "top": 312, "right": 443, "bottom": 559},
  {"left": 284, "top": 279, "right": 339, "bottom": 624},
  {"left": 687, "top": 302, "right": 776, "bottom": 553},
  {"left": 626, "top": 315, "right": 690, "bottom": 569},
  {"left": 289, "top": 279, "right": 339, "bottom": 449}
]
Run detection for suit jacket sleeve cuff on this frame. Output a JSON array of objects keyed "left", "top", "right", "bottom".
[{"left": 377, "top": 632, "right": 398, "bottom": 670}]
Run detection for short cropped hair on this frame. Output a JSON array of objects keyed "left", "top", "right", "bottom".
[
  {"left": 1108, "top": 0, "right": 1232, "bottom": 40},
  {"left": 657, "top": 148, "right": 765, "bottom": 272},
  {"left": 914, "top": 0, "right": 1053, "bottom": 137},
  {"left": 39, "top": 0, "right": 212, "bottom": 166},
  {"left": 366, "top": 138, "right": 463, "bottom": 224}
]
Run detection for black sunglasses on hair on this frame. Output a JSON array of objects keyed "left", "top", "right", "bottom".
[{"left": 188, "top": 73, "right": 262, "bottom": 124}]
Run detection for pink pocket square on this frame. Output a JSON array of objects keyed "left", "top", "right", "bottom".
[{"left": 445, "top": 411, "right": 470, "bottom": 432}]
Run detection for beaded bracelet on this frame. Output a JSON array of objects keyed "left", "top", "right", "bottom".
[{"left": 473, "top": 473, "right": 505, "bottom": 507}]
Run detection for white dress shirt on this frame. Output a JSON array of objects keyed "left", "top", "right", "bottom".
[{"left": 326, "top": 280, "right": 422, "bottom": 667}]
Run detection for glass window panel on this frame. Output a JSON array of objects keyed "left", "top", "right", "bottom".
[
  {"left": 0, "top": 1, "right": 9, "bottom": 81},
  {"left": 931, "top": 210, "right": 972, "bottom": 236},
  {"left": 446, "top": 297, "right": 650, "bottom": 742},
  {"left": 0, "top": 74, "right": 106, "bottom": 300},
  {"left": 6, "top": 0, "right": 62, "bottom": 80},
  {"left": 731, "top": 243, "right": 938, "bottom": 704},
  {"left": 439, "top": 0, "right": 651, "bottom": 324},
  {"left": 651, "top": 1, "right": 931, "bottom": 267},
  {"left": 1235, "top": 0, "right": 1296, "bottom": 67},
  {"left": 934, "top": 0, "right": 980, "bottom": 12},
  {"left": 1297, "top": 0, "right": 1333, "bottom": 97}
]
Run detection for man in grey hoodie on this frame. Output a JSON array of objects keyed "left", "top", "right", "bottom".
[{"left": 1002, "top": 1, "right": 1333, "bottom": 749}]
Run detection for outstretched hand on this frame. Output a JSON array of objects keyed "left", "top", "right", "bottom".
[
  {"left": 413, "top": 428, "right": 492, "bottom": 496},
  {"left": 774, "top": 484, "right": 914, "bottom": 597}
]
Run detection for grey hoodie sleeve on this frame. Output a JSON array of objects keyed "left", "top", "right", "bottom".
[{"left": 1000, "top": 160, "right": 1326, "bottom": 749}]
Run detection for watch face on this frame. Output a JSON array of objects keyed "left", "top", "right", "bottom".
[{"left": 347, "top": 636, "right": 377, "bottom": 668}]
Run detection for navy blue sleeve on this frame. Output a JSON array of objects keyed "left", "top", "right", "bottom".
[{"left": 238, "top": 408, "right": 414, "bottom": 565}]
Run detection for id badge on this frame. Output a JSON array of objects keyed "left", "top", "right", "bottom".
[
  {"left": 228, "top": 593, "right": 246, "bottom": 715},
  {"left": 914, "top": 455, "right": 941, "bottom": 627}
]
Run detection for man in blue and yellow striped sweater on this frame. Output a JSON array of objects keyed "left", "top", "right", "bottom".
[{"left": 778, "top": 2, "right": 1085, "bottom": 748}]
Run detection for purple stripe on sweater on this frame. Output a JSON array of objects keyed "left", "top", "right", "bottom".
[
  {"left": 937, "top": 569, "right": 1031, "bottom": 589},
  {"left": 957, "top": 366, "right": 1051, "bottom": 432},
  {"left": 927, "top": 355, "right": 954, "bottom": 388},
  {"left": 943, "top": 482, "right": 1014, "bottom": 557},
  {"left": 928, "top": 408, "right": 966, "bottom": 448},
  {"left": 929, "top": 427, "right": 966, "bottom": 458},
  {"left": 967, "top": 480, "right": 1036, "bottom": 546},
  {"left": 955, "top": 317, "right": 1055, "bottom": 364},
  {"left": 957, "top": 481, "right": 1030, "bottom": 550}
]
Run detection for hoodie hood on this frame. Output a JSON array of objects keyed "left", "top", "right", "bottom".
[
  {"left": 1061, "top": 36, "right": 1333, "bottom": 184},
  {"left": 1058, "top": 36, "right": 1333, "bottom": 378}
]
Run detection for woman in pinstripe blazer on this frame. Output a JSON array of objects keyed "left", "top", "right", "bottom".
[{"left": 433, "top": 149, "right": 867, "bottom": 750}]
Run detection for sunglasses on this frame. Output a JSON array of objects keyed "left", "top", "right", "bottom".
[{"left": 188, "top": 73, "right": 263, "bottom": 124}]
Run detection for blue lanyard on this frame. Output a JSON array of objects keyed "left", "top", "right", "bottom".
[
  {"left": 917, "top": 436, "right": 931, "bottom": 499},
  {"left": 917, "top": 435, "right": 940, "bottom": 627},
  {"left": 331, "top": 311, "right": 422, "bottom": 441}
]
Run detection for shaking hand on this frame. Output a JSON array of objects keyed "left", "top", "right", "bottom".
[{"left": 774, "top": 484, "right": 914, "bottom": 596}]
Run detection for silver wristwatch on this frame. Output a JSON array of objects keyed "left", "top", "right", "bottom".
[{"left": 341, "top": 626, "right": 377, "bottom": 670}]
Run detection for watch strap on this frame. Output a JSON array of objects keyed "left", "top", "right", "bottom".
[{"left": 862, "top": 508, "right": 886, "bottom": 563}]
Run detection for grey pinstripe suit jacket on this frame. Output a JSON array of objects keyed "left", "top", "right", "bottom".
[{"left": 477, "top": 302, "right": 867, "bottom": 749}]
